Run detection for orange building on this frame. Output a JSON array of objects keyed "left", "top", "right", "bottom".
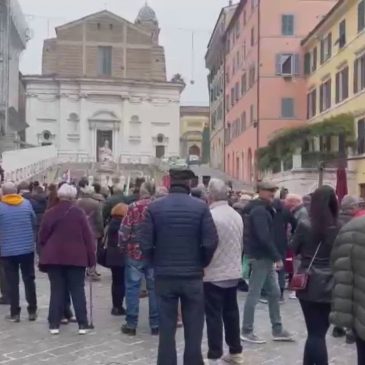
[{"left": 223, "top": 0, "right": 337, "bottom": 183}]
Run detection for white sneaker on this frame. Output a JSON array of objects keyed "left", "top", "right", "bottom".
[
  {"left": 221, "top": 353, "right": 245, "bottom": 364},
  {"left": 289, "top": 291, "right": 297, "bottom": 300},
  {"left": 240, "top": 332, "right": 266, "bottom": 344},
  {"left": 49, "top": 329, "right": 60, "bottom": 335}
]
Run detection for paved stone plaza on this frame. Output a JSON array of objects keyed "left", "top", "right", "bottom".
[{"left": 0, "top": 271, "right": 356, "bottom": 365}]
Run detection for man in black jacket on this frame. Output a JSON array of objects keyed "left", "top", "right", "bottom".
[
  {"left": 241, "top": 181, "right": 293, "bottom": 344},
  {"left": 139, "top": 169, "right": 218, "bottom": 365}
]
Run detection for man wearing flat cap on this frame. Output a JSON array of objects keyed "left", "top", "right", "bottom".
[
  {"left": 138, "top": 168, "right": 218, "bottom": 365},
  {"left": 240, "top": 180, "right": 293, "bottom": 344}
]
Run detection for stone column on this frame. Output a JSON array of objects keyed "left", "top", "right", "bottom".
[{"left": 292, "top": 147, "right": 303, "bottom": 169}]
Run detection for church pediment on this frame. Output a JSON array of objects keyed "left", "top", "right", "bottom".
[
  {"left": 89, "top": 110, "right": 120, "bottom": 122},
  {"left": 55, "top": 10, "right": 150, "bottom": 37}
]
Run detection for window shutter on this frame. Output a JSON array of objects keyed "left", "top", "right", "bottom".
[
  {"left": 304, "top": 53, "right": 311, "bottom": 74},
  {"left": 343, "top": 67, "right": 349, "bottom": 100},
  {"left": 281, "top": 98, "right": 294, "bottom": 118},
  {"left": 361, "top": 55, "right": 365, "bottom": 90},
  {"left": 293, "top": 54, "right": 300, "bottom": 75},
  {"left": 312, "top": 89, "right": 317, "bottom": 116},
  {"left": 335, "top": 72, "right": 340, "bottom": 103},
  {"left": 288, "top": 15, "right": 294, "bottom": 35},
  {"left": 354, "top": 58, "right": 359, "bottom": 94},
  {"left": 319, "top": 84, "right": 324, "bottom": 113},
  {"left": 281, "top": 15, "right": 287, "bottom": 35},
  {"left": 358, "top": 1, "right": 365, "bottom": 32},
  {"left": 358, "top": 119, "right": 365, "bottom": 154},
  {"left": 312, "top": 47, "right": 317, "bottom": 71},
  {"left": 276, "top": 54, "right": 282, "bottom": 75},
  {"left": 306, "top": 93, "right": 310, "bottom": 119},
  {"left": 320, "top": 39, "right": 325, "bottom": 64},
  {"left": 328, "top": 33, "right": 332, "bottom": 58},
  {"left": 327, "top": 79, "right": 332, "bottom": 108}
]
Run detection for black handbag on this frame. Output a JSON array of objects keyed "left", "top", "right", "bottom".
[{"left": 96, "top": 236, "right": 108, "bottom": 268}]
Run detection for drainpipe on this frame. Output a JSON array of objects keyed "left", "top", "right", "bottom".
[{"left": 255, "top": 0, "right": 261, "bottom": 183}]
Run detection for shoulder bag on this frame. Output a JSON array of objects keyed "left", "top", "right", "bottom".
[{"left": 290, "top": 241, "right": 322, "bottom": 291}]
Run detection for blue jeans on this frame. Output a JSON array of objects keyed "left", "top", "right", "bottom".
[
  {"left": 242, "top": 258, "right": 282, "bottom": 334},
  {"left": 125, "top": 258, "right": 159, "bottom": 329}
]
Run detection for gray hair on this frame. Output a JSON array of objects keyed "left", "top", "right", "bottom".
[
  {"left": 155, "top": 186, "right": 168, "bottom": 198},
  {"left": 113, "top": 184, "right": 124, "bottom": 195},
  {"left": 57, "top": 184, "right": 77, "bottom": 200},
  {"left": 341, "top": 195, "right": 364, "bottom": 210},
  {"left": 208, "top": 178, "right": 228, "bottom": 202},
  {"left": 2, "top": 182, "right": 17, "bottom": 195},
  {"left": 140, "top": 181, "right": 155, "bottom": 198}
]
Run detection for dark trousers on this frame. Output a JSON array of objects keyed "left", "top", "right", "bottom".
[
  {"left": 356, "top": 335, "right": 365, "bottom": 365},
  {"left": 63, "top": 291, "right": 74, "bottom": 319},
  {"left": 0, "top": 259, "right": 9, "bottom": 300},
  {"left": 47, "top": 266, "right": 87, "bottom": 328},
  {"left": 299, "top": 299, "right": 331, "bottom": 365},
  {"left": 111, "top": 266, "right": 125, "bottom": 309},
  {"left": 204, "top": 282, "right": 242, "bottom": 360},
  {"left": 156, "top": 278, "right": 205, "bottom": 365},
  {"left": 3, "top": 253, "right": 37, "bottom": 316}
]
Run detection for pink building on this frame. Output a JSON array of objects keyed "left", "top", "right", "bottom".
[{"left": 224, "top": 0, "right": 337, "bottom": 183}]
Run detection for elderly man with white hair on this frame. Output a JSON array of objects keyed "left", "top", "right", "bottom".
[
  {"left": 0, "top": 182, "right": 37, "bottom": 322},
  {"left": 204, "top": 178, "right": 244, "bottom": 364},
  {"left": 285, "top": 194, "right": 308, "bottom": 223}
]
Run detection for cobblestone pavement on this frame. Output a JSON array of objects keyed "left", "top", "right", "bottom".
[{"left": 0, "top": 270, "right": 356, "bottom": 365}]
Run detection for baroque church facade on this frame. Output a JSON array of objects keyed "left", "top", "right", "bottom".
[{"left": 24, "top": 5, "right": 183, "bottom": 165}]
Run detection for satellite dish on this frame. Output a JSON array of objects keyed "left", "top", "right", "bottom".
[{"left": 190, "top": 80, "right": 195, "bottom": 85}]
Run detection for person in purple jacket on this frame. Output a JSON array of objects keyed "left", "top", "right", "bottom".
[{"left": 38, "top": 184, "right": 96, "bottom": 335}]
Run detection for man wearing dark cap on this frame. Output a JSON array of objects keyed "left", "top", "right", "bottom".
[
  {"left": 240, "top": 181, "right": 293, "bottom": 344},
  {"left": 138, "top": 168, "right": 218, "bottom": 365}
]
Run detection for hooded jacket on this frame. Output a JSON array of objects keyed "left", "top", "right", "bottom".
[
  {"left": 0, "top": 194, "right": 36, "bottom": 257},
  {"left": 330, "top": 216, "right": 365, "bottom": 340},
  {"left": 242, "top": 198, "right": 281, "bottom": 262}
]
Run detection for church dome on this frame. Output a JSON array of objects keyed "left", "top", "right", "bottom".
[{"left": 136, "top": 3, "right": 158, "bottom": 24}]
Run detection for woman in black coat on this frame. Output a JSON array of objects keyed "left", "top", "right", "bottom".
[
  {"left": 106, "top": 203, "right": 128, "bottom": 316},
  {"left": 291, "top": 185, "right": 339, "bottom": 365}
]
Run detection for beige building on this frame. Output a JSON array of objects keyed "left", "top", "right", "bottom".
[
  {"left": 205, "top": 3, "right": 237, "bottom": 171},
  {"left": 180, "top": 106, "right": 210, "bottom": 160},
  {"left": 42, "top": 8, "right": 166, "bottom": 81}
]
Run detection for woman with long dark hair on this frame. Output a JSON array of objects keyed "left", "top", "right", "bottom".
[{"left": 291, "top": 185, "right": 339, "bottom": 365}]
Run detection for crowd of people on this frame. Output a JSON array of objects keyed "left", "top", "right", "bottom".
[{"left": 0, "top": 170, "right": 365, "bottom": 365}]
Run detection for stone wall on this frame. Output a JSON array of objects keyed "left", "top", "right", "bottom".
[{"left": 267, "top": 168, "right": 357, "bottom": 196}]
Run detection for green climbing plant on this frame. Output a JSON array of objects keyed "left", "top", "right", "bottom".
[{"left": 257, "top": 113, "right": 355, "bottom": 171}]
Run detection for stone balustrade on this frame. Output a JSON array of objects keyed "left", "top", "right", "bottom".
[{"left": 2, "top": 145, "right": 58, "bottom": 183}]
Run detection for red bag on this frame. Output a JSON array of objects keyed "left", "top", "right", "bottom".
[
  {"left": 290, "top": 273, "right": 309, "bottom": 291},
  {"left": 290, "top": 242, "right": 322, "bottom": 291}
]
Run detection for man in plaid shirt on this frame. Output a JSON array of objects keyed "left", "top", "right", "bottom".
[{"left": 119, "top": 181, "right": 158, "bottom": 336}]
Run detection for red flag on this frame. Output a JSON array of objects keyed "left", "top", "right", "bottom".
[
  {"left": 162, "top": 175, "right": 170, "bottom": 189},
  {"left": 336, "top": 167, "right": 348, "bottom": 204}
]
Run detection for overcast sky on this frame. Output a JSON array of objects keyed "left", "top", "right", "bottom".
[{"left": 19, "top": 0, "right": 231, "bottom": 105}]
